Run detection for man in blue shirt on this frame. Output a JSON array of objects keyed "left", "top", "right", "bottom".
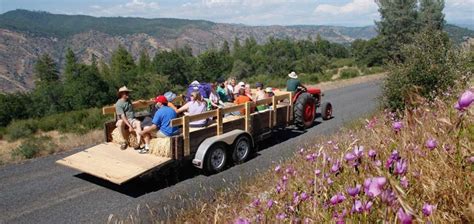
[{"left": 139, "top": 95, "right": 178, "bottom": 154}]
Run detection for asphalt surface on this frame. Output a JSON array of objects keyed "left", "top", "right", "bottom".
[{"left": 0, "top": 80, "right": 382, "bottom": 223}]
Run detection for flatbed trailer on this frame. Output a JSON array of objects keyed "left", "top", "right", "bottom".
[{"left": 56, "top": 90, "right": 332, "bottom": 185}]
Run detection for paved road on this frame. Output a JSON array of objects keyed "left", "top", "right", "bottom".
[{"left": 0, "top": 81, "right": 382, "bottom": 223}]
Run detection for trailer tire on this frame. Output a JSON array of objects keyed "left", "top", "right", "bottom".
[
  {"left": 204, "top": 143, "right": 228, "bottom": 174},
  {"left": 294, "top": 92, "right": 316, "bottom": 129},
  {"left": 232, "top": 135, "right": 252, "bottom": 164},
  {"left": 321, "top": 102, "right": 333, "bottom": 120}
]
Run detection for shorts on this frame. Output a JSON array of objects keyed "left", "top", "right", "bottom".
[
  {"left": 116, "top": 118, "right": 139, "bottom": 128},
  {"left": 151, "top": 130, "right": 171, "bottom": 138}
]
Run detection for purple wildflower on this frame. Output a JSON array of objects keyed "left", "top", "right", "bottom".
[
  {"left": 392, "top": 121, "right": 403, "bottom": 132},
  {"left": 374, "top": 160, "right": 382, "bottom": 167},
  {"left": 252, "top": 198, "right": 260, "bottom": 207},
  {"left": 381, "top": 189, "right": 397, "bottom": 206},
  {"left": 267, "top": 199, "right": 274, "bottom": 209},
  {"left": 329, "top": 193, "right": 346, "bottom": 205},
  {"left": 400, "top": 176, "right": 409, "bottom": 189},
  {"left": 347, "top": 184, "right": 361, "bottom": 197},
  {"left": 455, "top": 90, "right": 473, "bottom": 111},
  {"left": 333, "top": 209, "right": 347, "bottom": 224},
  {"left": 345, "top": 152, "right": 356, "bottom": 161},
  {"left": 394, "top": 159, "right": 408, "bottom": 176},
  {"left": 276, "top": 213, "right": 286, "bottom": 220},
  {"left": 234, "top": 218, "right": 250, "bottom": 224},
  {"left": 368, "top": 149, "right": 376, "bottom": 159},
  {"left": 352, "top": 200, "right": 363, "bottom": 213},
  {"left": 364, "top": 177, "right": 387, "bottom": 198},
  {"left": 327, "top": 177, "right": 334, "bottom": 185},
  {"left": 354, "top": 146, "right": 364, "bottom": 157},
  {"left": 274, "top": 165, "right": 281, "bottom": 173},
  {"left": 301, "top": 192, "right": 309, "bottom": 201},
  {"left": 314, "top": 169, "right": 321, "bottom": 176},
  {"left": 425, "top": 138, "right": 437, "bottom": 150},
  {"left": 276, "top": 184, "right": 282, "bottom": 194},
  {"left": 364, "top": 201, "right": 373, "bottom": 212},
  {"left": 331, "top": 160, "right": 341, "bottom": 173},
  {"left": 422, "top": 203, "right": 435, "bottom": 216},
  {"left": 397, "top": 208, "right": 413, "bottom": 224}
]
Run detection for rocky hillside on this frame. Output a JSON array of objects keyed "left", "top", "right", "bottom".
[{"left": 0, "top": 10, "right": 472, "bottom": 93}]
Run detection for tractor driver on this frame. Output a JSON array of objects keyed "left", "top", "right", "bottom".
[{"left": 286, "top": 71, "right": 305, "bottom": 92}]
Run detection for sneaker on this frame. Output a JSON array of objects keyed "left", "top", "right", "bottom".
[
  {"left": 134, "top": 145, "right": 143, "bottom": 150},
  {"left": 139, "top": 148, "right": 149, "bottom": 154},
  {"left": 120, "top": 143, "right": 128, "bottom": 150}
]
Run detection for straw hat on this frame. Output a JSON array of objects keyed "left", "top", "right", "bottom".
[
  {"left": 117, "top": 86, "right": 132, "bottom": 96},
  {"left": 288, "top": 71, "right": 298, "bottom": 79}
]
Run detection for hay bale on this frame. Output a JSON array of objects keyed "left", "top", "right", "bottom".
[
  {"left": 110, "top": 128, "right": 143, "bottom": 148},
  {"left": 149, "top": 137, "right": 172, "bottom": 158}
]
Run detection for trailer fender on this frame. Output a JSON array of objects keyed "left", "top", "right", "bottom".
[{"left": 192, "top": 130, "right": 252, "bottom": 169}]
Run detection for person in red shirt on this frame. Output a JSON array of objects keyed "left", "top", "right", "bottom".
[{"left": 234, "top": 88, "right": 253, "bottom": 115}]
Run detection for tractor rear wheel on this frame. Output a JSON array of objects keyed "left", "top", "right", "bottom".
[{"left": 294, "top": 92, "right": 316, "bottom": 129}]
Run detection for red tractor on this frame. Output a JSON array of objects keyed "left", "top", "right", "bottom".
[{"left": 292, "top": 87, "right": 332, "bottom": 129}]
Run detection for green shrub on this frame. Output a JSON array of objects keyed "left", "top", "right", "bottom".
[
  {"left": 6, "top": 120, "right": 38, "bottom": 141},
  {"left": 329, "top": 58, "right": 355, "bottom": 69},
  {"left": 299, "top": 73, "right": 320, "bottom": 84},
  {"left": 383, "top": 30, "right": 468, "bottom": 110},
  {"left": 11, "top": 136, "right": 54, "bottom": 159},
  {"left": 360, "top": 66, "right": 386, "bottom": 75},
  {"left": 4, "top": 108, "right": 109, "bottom": 140},
  {"left": 340, "top": 68, "right": 360, "bottom": 79},
  {"left": 245, "top": 74, "right": 287, "bottom": 88}
]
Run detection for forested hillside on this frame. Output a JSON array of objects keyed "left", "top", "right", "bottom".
[{"left": 0, "top": 10, "right": 472, "bottom": 93}]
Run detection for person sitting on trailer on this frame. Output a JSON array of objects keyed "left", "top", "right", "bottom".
[
  {"left": 234, "top": 88, "right": 253, "bottom": 115},
  {"left": 254, "top": 82, "right": 265, "bottom": 101},
  {"left": 115, "top": 86, "right": 143, "bottom": 150},
  {"left": 164, "top": 91, "right": 179, "bottom": 112},
  {"left": 226, "top": 77, "right": 236, "bottom": 102},
  {"left": 216, "top": 77, "right": 228, "bottom": 103},
  {"left": 256, "top": 87, "right": 274, "bottom": 112},
  {"left": 139, "top": 95, "right": 178, "bottom": 154},
  {"left": 176, "top": 91, "right": 209, "bottom": 128},
  {"left": 286, "top": 71, "right": 305, "bottom": 92},
  {"left": 207, "top": 83, "right": 223, "bottom": 109}
]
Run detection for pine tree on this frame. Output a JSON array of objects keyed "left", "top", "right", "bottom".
[
  {"left": 64, "top": 48, "right": 77, "bottom": 80},
  {"left": 375, "top": 0, "right": 419, "bottom": 61},
  {"left": 35, "top": 54, "right": 59, "bottom": 84},
  {"left": 419, "top": 0, "right": 445, "bottom": 30},
  {"left": 137, "top": 49, "right": 151, "bottom": 75},
  {"left": 221, "top": 40, "right": 230, "bottom": 55},
  {"left": 110, "top": 45, "right": 136, "bottom": 87}
]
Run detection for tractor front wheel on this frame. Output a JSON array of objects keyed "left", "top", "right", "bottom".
[
  {"left": 294, "top": 92, "right": 316, "bottom": 129},
  {"left": 321, "top": 102, "right": 333, "bottom": 120}
]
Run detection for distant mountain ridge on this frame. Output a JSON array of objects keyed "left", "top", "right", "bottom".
[{"left": 0, "top": 10, "right": 472, "bottom": 93}]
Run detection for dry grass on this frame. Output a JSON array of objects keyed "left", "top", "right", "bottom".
[
  {"left": 0, "top": 129, "right": 103, "bottom": 165},
  {"left": 173, "top": 87, "right": 473, "bottom": 223}
]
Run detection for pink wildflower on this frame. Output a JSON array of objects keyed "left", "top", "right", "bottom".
[
  {"left": 394, "top": 159, "right": 408, "bottom": 176},
  {"left": 234, "top": 218, "right": 250, "bottom": 224},
  {"left": 422, "top": 203, "right": 435, "bottom": 216},
  {"left": 364, "top": 177, "right": 387, "bottom": 198},
  {"left": 347, "top": 184, "right": 361, "bottom": 197},
  {"left": 455, "top": 90, "right": 473, "bottom": 111},
  {"left": 329, "top": 193, "right": 346, "bottom": 205},
  {"left": 400, "top": 176, "right": 409, "bottom": 188},
  {"left": 397, "top": 208, "right": 413, "bottom": 224},
  {"left": 267, "top": 199, "right": 274, "bottom": 209},
  {"left": 392, "top": 121, "right": 403, "bottom": 132},
  {"left": 425, "top": 138, "right": 437, "bottom": 150}
]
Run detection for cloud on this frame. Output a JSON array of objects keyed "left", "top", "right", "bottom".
[
  {"left": 88, "top": 0, "right": 159, "bottom": 17},
  {"left": 314, "top": 0, "right": 377, "bottom": 15}
]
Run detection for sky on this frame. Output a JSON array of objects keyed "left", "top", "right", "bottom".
[{"left": 0, "top": 0, "right": 473, "bottom": 27}]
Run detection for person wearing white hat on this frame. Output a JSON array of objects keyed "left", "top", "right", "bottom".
[
  {"left": 286, "top": 71, "right": 303, "bottom": 92},
  {"left": 115, "top": 86, "right": 143, "bottom": 150}
]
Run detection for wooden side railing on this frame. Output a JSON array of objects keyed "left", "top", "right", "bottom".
[{"left": 170, "top": 92, "right": 292, "bottom": 156}]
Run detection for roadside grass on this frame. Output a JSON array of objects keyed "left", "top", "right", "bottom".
[{"left": 174, "top": 87, "right": 473, "bottom": 223}]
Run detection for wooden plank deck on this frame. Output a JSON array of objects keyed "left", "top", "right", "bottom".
[{"left": 56, "top": 143, "right": 171, "bottom": 185}]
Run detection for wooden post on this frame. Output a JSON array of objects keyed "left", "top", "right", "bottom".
[
  {"left": 217, "top": 107, "right": 223, "bottom": 135},
  {"left": 245, "top": 102, "right": 251, "bottom": 132},
  {"left": 272, "top": 96, "right": 277, "bottom": 126},
  {"left": 182, "top": 116, "right": 190, "bottom": 156}
]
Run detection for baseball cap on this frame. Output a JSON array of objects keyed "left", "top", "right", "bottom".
[{"left": 154, "top": 95, "right": 168, "bottom": 104}]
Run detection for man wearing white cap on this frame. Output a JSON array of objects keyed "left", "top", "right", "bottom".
[
  {"left": 116, "top": 86, "right": 142, "bottom": 150},
  {"left": 286, "top": 71, "right": 303, "bottom": 92}
]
